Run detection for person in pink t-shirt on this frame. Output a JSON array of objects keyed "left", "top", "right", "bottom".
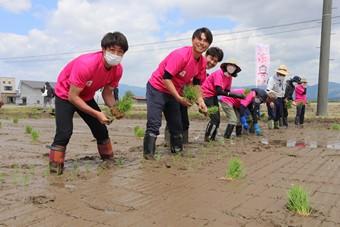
[
  {"left": 144, "top": 27, "right": 212, "bottom": 160},
  {"left": 48, "top": 32, "right": 129, "bottom": 175},
  {"left": 202, "top": 59, "right": 245, "bottom": 142},
  {"left": 164, "top": 46, "right": 224, "bottom": 146},
  {"left": 294, "top": 78, "right": 308, "bottom": 128}
]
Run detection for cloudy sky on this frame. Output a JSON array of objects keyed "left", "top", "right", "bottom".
[{"left": 0, "top": 0, "right": 339, "bottom": 88}]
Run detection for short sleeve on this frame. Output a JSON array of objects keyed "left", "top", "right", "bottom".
[
  {"left": 195, "top": 59, "right": 207, "bottom": 81},
  {"left": 213, "top": 73, "right": 224, "bottom": 88},
  {"left": 164, "top": 50, "right": 186, "bottom": 77},
  {"left": 69, "top": 59, "right": 92, "bottom": 88}
]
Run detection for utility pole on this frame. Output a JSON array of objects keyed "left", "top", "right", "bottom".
[{"left": 317, "top": 0, "right": 332, "bottom": 116}]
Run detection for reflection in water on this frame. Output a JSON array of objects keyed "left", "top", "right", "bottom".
[{"left": 260, "top": 138, "right": 340, "bottom": 150}]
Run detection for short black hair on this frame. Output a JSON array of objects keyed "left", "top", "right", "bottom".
[
  {"left": 101, "top": 31, "right": 129, "bottom": 53},
  {"left": 206, "top": 47, "right": 223, "bottom": 62},
  {"left": 192, "top": 27, "right": 213, "bottom": 45}
]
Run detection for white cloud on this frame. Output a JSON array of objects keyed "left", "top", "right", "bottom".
[
  {"left": 0, "top": 0, "right": 340, "bottom": 88},
  {"left": 0, "top": 0, "right": 31, "bottom": 13}
]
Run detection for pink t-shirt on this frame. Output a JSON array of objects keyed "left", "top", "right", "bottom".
[
  {"left": 220, "top": 89, "right": 244, "bottom": 108},
  {"left": 240, "top": 90, "right": 256, "bottom": 107},
  {"left": 55, "top": 51, "right": 123, "bottom": 101},
  {"left": 295, "top": 84, "right": 307, "bottom": 104},
  {"left": 148, "top": 46, "right": 206, "bottom": 94},
  {"left": 201, "top": 69, "right": 233, "bottom": 98}
]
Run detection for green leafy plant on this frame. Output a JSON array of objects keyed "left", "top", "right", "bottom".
[
  {"left": 243, "top": 88, "right": 251, "bottom": 96},
  {"left": 31, "top": 130, "right": 40, "bottom": 142},
  {"left": 331, "top": 123, "right": 340, "bottom": 131},
  {"left": 154, "top": 152, "right": 161, "bottom": 161},
  {"left": 22, "top": 173, "right": 31, "bottom": 187},
  {"left": 124, "top": 90, "right": 134, "bottom": 98},
  {"left": 226, "top": 158, "right": 244, "bottom": 180},
  {"left": 286, "top": 100, "right": 292, "bottom": 109},
  {"left": 207, "top": 106, "right": 219, "bottom": 115},
  {"left": 43, "top": 166, "right": 50, "bottom": 177},
  {"left": 13, "top": 118, "right": 19, "bottom": 124},
  {"left": 115, "top": 157, "right": 125, "bottom": 167},
  {"left": 183, "top": 85, "right": 199, "bottom": 104},
  {"left": 287, "top": 185, "right": 311, "bottom": 216},
  {"left": 117, "top": 95, "right": 133, "bottom": 113},
  {"left": 134, "top": 126, "right": 145, "bottom": 138},
  {"left": 25, "top": 125, "right": 33, "bottom": 134}
]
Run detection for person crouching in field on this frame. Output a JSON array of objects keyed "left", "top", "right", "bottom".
[
  {"left": 201, "top": 59, "right": 245, "bottom": 142},
  {"left": 239, "top": 88, "right": 277, "bottom": 136},
  {"left": 164, "top": 47, "right": 224, "bottom": 146},
  {"left": 48, "top": 32, "right": 129, "bottom": 175},
  {"left": 294, "top": 78, "right": 308, "bottom": 128},
  {"left": 143, "top": 27, "right": 211, "bottom": 160},
  {"left": 220, "top": 88, "right": 276, "bottom": 138},
  {"left": 219, "top": 89, "right": 244, "bottom": 139},
  {"left": 266, "top": 64, "right": 289, "bottom": 129},
  {"left": 282, "top": 76, "right": 301, "bottom": 127}
]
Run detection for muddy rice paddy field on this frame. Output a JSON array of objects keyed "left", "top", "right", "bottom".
[{"left": 1, "top": 104, "right": 340, "bottom": 227}]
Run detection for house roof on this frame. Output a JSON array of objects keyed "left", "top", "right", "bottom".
[{"left": 20, "top": 80, "right": 56, "bottom": 89}]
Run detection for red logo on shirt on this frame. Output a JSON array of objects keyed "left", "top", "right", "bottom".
[
  {"left": 179, "top": 71, "right": 186, "bottom": 77},
  {"left": 86, "top": 81, "right": 93, "bottom": 87}
]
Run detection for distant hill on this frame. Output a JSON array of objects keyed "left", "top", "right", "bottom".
[
  {"left": 307, "top": 82, "right": 340, "bottom": 101},
  {"left": 235, "top": 82, "right": 340, "bottom": 101},
  {"left": 118, "top": 84, "right": 146, "bottom": 97},
  {"left": 115, "top": 82, "right": 340, "bottom": 101}
]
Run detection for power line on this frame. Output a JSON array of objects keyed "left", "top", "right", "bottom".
[
  {"left": 1, "top": 16, "right": 340, "bottom": 62},
  {"left": 2, "top": 23, "right": 334, "bottom": 64}
]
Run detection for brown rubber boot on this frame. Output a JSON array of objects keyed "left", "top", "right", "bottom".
[
  {"left": 49, "top": 145, "right": 66, "bottom": 175},
  {"left": 97, "top": 139, "right": 114, "bottom": 160}
]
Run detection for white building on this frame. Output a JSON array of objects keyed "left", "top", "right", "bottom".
[
  {"left": 0, "top": 77, "right": 16, "bottom": 104},
  {"left": 17, "top": 80, "right": 56, "bottom": 105}
]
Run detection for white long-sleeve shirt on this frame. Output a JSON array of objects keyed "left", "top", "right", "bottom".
[{"left": 266, "top": 74, "right": 286, "bottom": 98}]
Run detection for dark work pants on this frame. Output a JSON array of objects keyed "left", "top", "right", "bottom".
[
  {"left": 295, "top": 104, "right": 305, "bottom": 125},
  {"left": 282, "top": 99, "right": 288, "bottom": 126},
  {"left": 204, "top": 96, "right": 220, "bottom": 128},
  {"left": 145, "top": 83, "right": 183, "bottom": 136},
  {"left": 267, "top": 97, "right": 284, "bottom": 121},
  {"left": 52, "top": 96, "right": 109, "bottom": 147},
  {"left": 165, "top": 105, "right": 189, "bottom": 132}
]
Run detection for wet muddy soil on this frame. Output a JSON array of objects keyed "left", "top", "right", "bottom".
[{"left": 1, "top": 118, "right": 340, "bottom": 226}]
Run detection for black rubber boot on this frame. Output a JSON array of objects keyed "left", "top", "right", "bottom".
[
  {"left": 279, "top": 118, "right": 283, "bottom": 127},
  {"left": 235, "top": 125, "right": 242, "bottom": 137},
  {"left": 170, "top": 134, "right": 183, "bottom": 153},
  {"left": 143, "top": 133, "right": 157, "bottom": 160},
  {"left": 224, "top": 124, "right": 235, "bottom": 139},
  {"left": 204, "top": 122, "right": 213, "bottom": 142},
  {"left": 282, "top": 117, "right": 288, "bottom": 127},
  {"left": 210, "top": 127, "right": 218, "bottom": 141},
  {"left": 204, "top": 122, "right": 217, "bottom": 142},
  {"left": 164, "top": 126, "right": 170, "bottom": 147},
  {"left": 183, "top": 130, "right": 189, "bottom": 144}
]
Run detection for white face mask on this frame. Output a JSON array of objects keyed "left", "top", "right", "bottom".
[{"left": 104, "top": 51, "right": 122, "bottom": 66}]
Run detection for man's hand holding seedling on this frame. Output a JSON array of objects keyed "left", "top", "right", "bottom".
[
  {"left": 197, "top": 97, "right": 208, "bottom": 115},
  {"left": 110, "top": 105, "right": 125, "bottom": 119}
]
